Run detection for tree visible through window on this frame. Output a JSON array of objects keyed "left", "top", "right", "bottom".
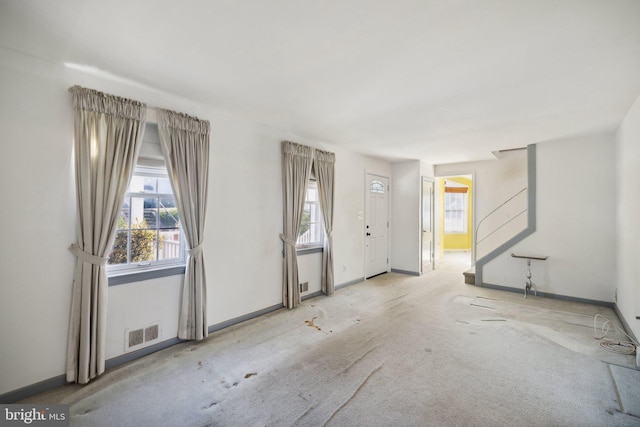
[{"left": 108, "top": 166, "right": 185, "bottom": 270}]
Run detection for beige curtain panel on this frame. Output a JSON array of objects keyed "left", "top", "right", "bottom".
[
  {"left": 314, "top": 149, "right": 336, "bottom": 296},
  {"left": 280, "top": 141, "right": 313, "bottom": 308},
  {"left": 157, "top": 109, "right": 210, "bottom": 341},
  {"left": 67, "top": 86, "right": 146, "bottom": 384}
]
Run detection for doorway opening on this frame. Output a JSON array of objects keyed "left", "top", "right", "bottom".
[
  {"left": 421, "top": 177, "right": 435, "bottom": 274},
  {"left": 435, "top": 175, "right": 473, "bottom": 271}
]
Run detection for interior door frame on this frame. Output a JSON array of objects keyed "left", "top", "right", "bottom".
[
  {"left": 364, "top": 170, "right": 391, "bottom": 280},
  {"left": 421, "top": 177, "right": 435, "bottom": 274},
  {"left": 435, "top": 171, "right": 476, "bottom": 266}
]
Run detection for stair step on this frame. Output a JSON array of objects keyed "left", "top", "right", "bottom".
[{"left": 463, "top": 268, "right": 475, "bottom": 285}]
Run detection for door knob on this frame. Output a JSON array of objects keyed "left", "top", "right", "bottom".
[{"left": 366, "top": 232, "right": 371, "bottom": 236}]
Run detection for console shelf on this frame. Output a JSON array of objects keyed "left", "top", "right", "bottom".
[
  {"left": 510, "top": 253, "right": 548, "bottom": 261},
  {"left": 510, "top": 253, "right": 548, "bottom": 298}
]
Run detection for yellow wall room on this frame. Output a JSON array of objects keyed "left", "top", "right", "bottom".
[{"left": 441, "top": 176, "right": 473, "bottom": 251}]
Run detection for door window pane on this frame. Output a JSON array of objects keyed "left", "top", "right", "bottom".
[{"left": 371, "top": 180, "right": 385, "bottom": 193}]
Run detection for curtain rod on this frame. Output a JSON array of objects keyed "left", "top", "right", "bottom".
[
  {"left": 146, "top": 106, "right": 205, "bottom": 122},
  {"left": 69, "top": 85, "right": 207, "bottom": 123}
]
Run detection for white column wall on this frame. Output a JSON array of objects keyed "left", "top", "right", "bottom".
[
  {"left": 616, "top": 91, "right": 640, "bottom": 339},
  {"left": 391, "top": 160, "right": 421, "bottom": 274}
]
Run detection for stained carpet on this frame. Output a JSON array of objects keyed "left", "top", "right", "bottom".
[{"left": 23, "top": 268, "right": 640, "bottom": 426}]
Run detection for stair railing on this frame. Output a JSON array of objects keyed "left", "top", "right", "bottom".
[{"left": 474, "top": 187, "right": 528, "bottom": 266}]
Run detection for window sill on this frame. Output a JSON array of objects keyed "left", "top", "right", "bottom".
[
  {"left": 108, "top": 265, "right": 186, "bottom": 286},
  {"left": 296, "top": 246, "right": 323, "bottom": 256}
]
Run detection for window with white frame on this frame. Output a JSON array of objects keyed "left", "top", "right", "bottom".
[
  {"left": 444, "top": 188, "right": 468, "bottom": 233},
  {"left": 297, "top": 179, "right": 324, "bottom": 248},
  {"left": 108, "top": 123, "right": 186, "bottom": 274}
]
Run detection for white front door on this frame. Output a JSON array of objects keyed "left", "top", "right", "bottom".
[{"left": 365, "top": 174, "right": 389, "bottom": 278}]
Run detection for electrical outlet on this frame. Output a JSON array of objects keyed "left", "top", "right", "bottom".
[
  {"left": 615, "top": 288, "right": 618, "bottom": 303},
  {"left": 343, "top": 265, "right": 347, "bottom": 272},
  {"left": 299, "top": 281, "right": 309, "bottom": 292}
]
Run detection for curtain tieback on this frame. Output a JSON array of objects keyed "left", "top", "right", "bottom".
[
  {"left": 188, "top": 242, "right": 204, "bottom": 257},
  {"left": 279, "top": 234, "right": 297, "bottom": 247},
  {"left": 69, "top": 244, "right": 108, "bottom": 266}
]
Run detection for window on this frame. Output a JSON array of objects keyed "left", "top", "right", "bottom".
[
  {"left": 108, "top": 166, "right": 186, "bottom": 273},
  {"left": 444, "top": 189, "right": 468, "bottom": 233},
  {"left": 297, "top": 180, "right": 324, "bottom": 248},
  {"left": 370, "top": 180, "right": 385, "bottom": 193},
  {"left": 108, "top": 123, "right": 186, "bottom": 277}
]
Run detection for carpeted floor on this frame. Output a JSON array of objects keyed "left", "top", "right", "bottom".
[{"left": 24, "top": 263, "right": 640, "bottom": 426}]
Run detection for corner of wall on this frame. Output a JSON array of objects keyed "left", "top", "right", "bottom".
[{"left": 614, "top": 89, "right": 640, "bottom": 341}]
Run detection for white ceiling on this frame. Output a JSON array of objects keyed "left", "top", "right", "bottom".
[{"left": 2, "top": 0, "right": 640, "bottom": 164}]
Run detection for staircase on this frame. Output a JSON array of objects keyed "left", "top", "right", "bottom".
[
  {"left": 463, "top": 268, "right": 476, "bottom": 284},
  {"left": 465, "top": 144, "right": 537, "bottom": 286}
]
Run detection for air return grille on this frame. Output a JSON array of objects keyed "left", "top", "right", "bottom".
[
  {"left": 125, "top": 321, "right": 161, "bottom": 352},
  {"left": 128, "top": 329, "right": 144, "bottom": 348},
  {"left": 145, "top": 324, "right": 159, "bottom": 341},
  {"left": 300, "top": 281, "right": 309, "bottom": 292}
]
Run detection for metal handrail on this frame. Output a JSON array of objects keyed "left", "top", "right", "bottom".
[
  {"left": 476, "top": 209, "right": 527, "bottom": 245},
  {"left": 474, "top": 187, "right": 527, "bottom": 265}
]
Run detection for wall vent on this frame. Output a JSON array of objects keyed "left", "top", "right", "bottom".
[
  {"left": 145, "top": 324, "right": 159, "bottom": 341},
  {"left": 128, "top": 329, "right": 144, "bottom": 348},
  {"left": 125, "top": 321, "right": 161, "bottom": 352},
  {"left": 299, "top": 281, "right": 309, "bottom": 292}
]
